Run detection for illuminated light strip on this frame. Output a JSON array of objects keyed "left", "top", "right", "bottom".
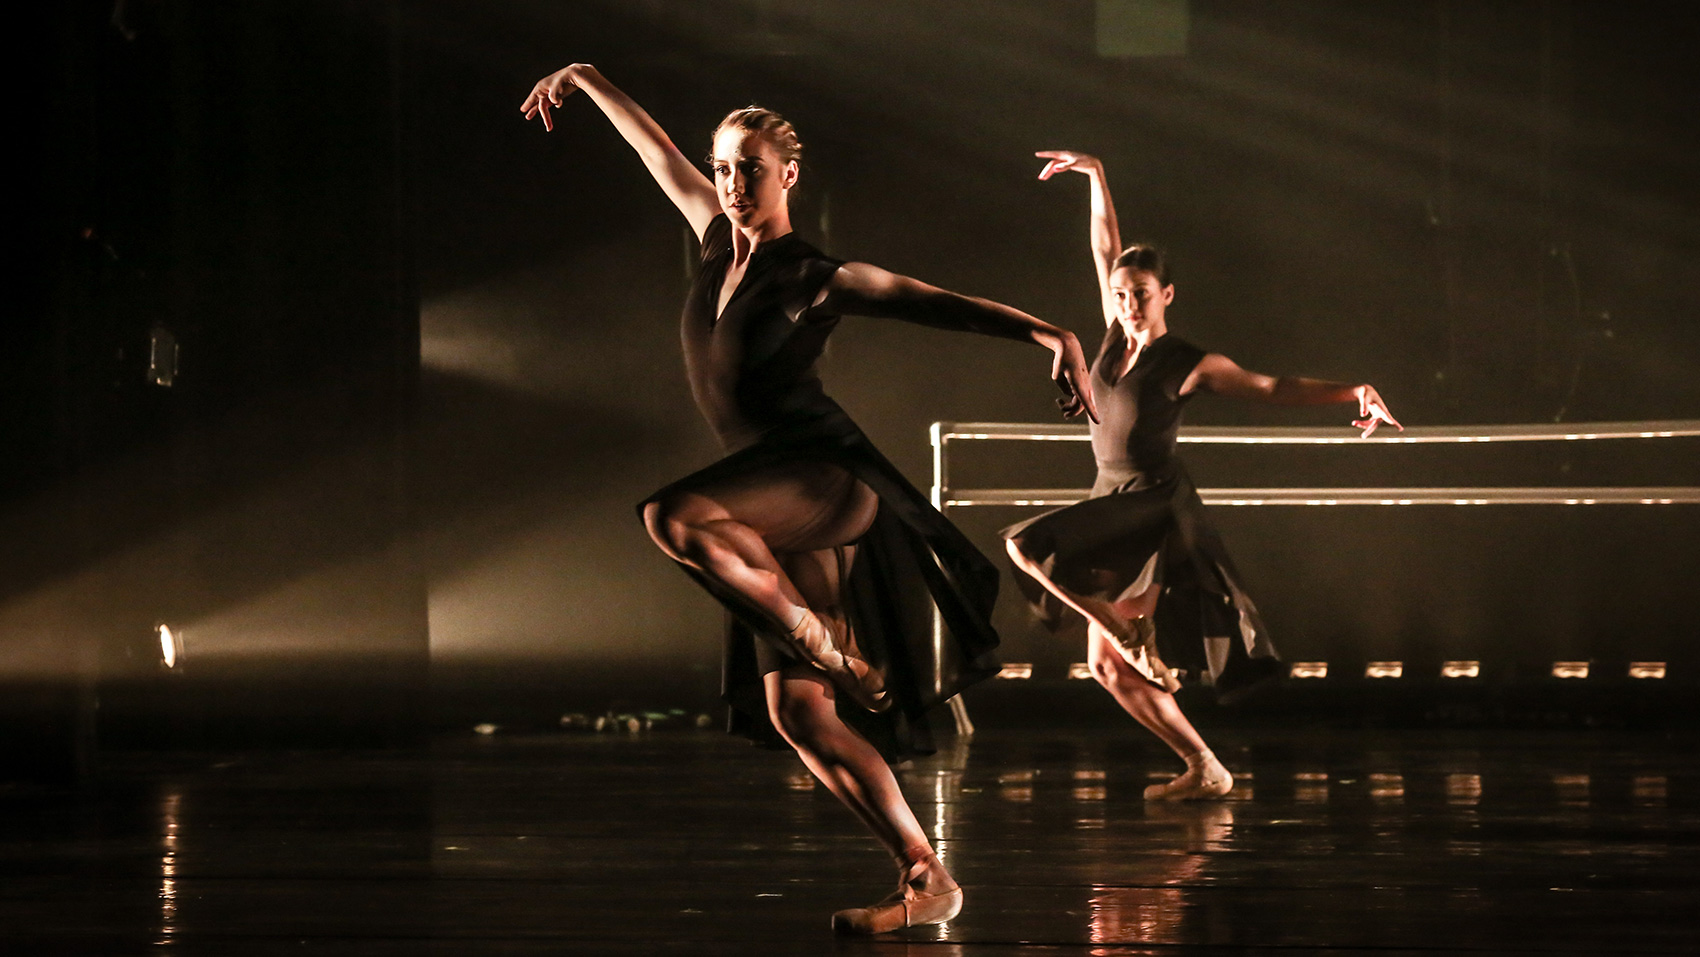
[
  {"left": 996, "top": 663, "right": 1034, "bottom": 680},
  {"left": 944, "top": 487, "right": 1700, "bottom": 507},
  {"left": 935, "top": 419, "right": 1700, "bottom": 445},
  {"left": 1365, "top": 661, "right": 1404, "bottom": 679},
  {"left": 1441, "top": 660, "right": 1481, "bottom": 679},
  {"left": 1628, "top": 662, "right": 1667, "bottom": 680}
]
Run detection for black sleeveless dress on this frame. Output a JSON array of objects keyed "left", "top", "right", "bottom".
[
  {"left": 639, "top": 214, "right": 1001, "bottom": 756},
  {"left": 1000, "top": 329, "right": 1281, "bottom": 702}
]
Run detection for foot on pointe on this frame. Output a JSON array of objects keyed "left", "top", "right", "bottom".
[
  {"left": 1144, "top": 751, "right": 1233, "bottom": 802},
  {"left": 831, "top": 848, "right": 962, "bottom": 935}
]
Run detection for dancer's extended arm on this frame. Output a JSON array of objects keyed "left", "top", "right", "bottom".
[
  {"left": 816, "top": 264, "right": 1098, "bottom": 422},
  {"left": 1185, "top": 354, "right": 1402, "bottom": 437},
  {"left": 522, "top": 64, "right": 720, "bottom": 238},
  {"left": 1036, "top": 150, "right": 1122, "bottom": 326}
]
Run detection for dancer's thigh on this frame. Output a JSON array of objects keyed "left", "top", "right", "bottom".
[{"left": 663, "top": 459, "right": 878, "bottom": 553}]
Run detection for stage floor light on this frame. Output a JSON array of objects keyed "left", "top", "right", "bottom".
[
  {"left": 1441, "top": 660, "right": 1481, "bottom": 679},
  {"left": 1365, "top": 661, "right": 1404, "bottom": 679}
]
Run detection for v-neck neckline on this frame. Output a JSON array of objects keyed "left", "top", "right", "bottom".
[
  {"left": 712, "top": 257, "right": 749, "bottom": 326},
  {"left": 1105, "top": 332, "right": 1167, "bottom": 385},
  {"left": 709, "top": 227, "right": 795, "bottom": 326}
]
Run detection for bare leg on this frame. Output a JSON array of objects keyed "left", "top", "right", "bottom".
[
  {"left": 764, "top": 667, "right": 957, "bottom": 894},
  {"left": 645, "top": 462, "right": 877, "bottom": 630},
  {"left": 1009, "top": 539, "right": 1232, "bottom": 799},
  {"left": 652, "top": 462, "right": 957, "bottom": 926},
  {"left": 1086, "top": 622, "right": 1206, "bottom": 756},
  {"left": 1086, "top": 626, "right": 1232, "bottom": 800},
  {"left": 1004, "top": 539, "right": 1140, "bottom": 640},
  {"left": 646, "top": 462, "right": 886, "bottom": 704}
]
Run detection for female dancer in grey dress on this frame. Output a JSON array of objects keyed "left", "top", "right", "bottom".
[
  {"left": 1004, "top": 151, "right": 1400, "bottom": 800},
  {"left": 521, "top": 67, "right": 1095, "bottom": 933}
]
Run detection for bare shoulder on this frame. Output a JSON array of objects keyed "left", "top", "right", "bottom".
[{"left": 1182, "top": 352, "right": 1241, "bottom": 394}]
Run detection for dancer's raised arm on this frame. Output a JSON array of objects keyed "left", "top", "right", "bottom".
[
  {"left": 1184, "top": 354, "right": 1403, "bottom": 437},
  {"left": 1037, "top": 150, "right": 1122, "bottom": 326},
  {"left": 817, "top": 263, "right": 1099, "bottom": 422},
  {"left": 522, "top": 64, "right": 720, "bottom": 238}
]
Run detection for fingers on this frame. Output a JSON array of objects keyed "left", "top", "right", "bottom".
[
  {"left": 1038, "top": 160, "right": 1066, "bottom": 181},
  {"left": 522, "top": 78, "right": 565, "bottom": 128},
  {"left": 1053, "top": 369, "right": 1099, "bottom": 423},
  {"left": 1353, "top": 407, "right": 1402, "bottom": 439}
]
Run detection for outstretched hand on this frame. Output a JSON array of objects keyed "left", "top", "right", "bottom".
[
  {"left": 521, "top": 65, "right": 586, "bottom": 131},
  {"left": 1352, "top": 384, "right": 1402, "bottom": 438},
  {"left": 1052, "top": 335, "right": 1099, "bottom": 423},
  {"left": 1035, "top": 150, "right": 1102, "bottom": 181}
]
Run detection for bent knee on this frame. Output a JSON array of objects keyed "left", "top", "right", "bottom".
[
  {"left": 1090, "top": 654, "right": 1153, "bottom": 695},
  {"left": 1004, "top": 538, "right": 1042, "bottom": 577},
  {"left": 767, "top": 689, "right": 838, "bottom": 754},
  {"left": 1089, "top": 657, "right": 1125, "bottom": 689},
  {"left": 642, "top": 498, "right": 691, "bottom": 560}
]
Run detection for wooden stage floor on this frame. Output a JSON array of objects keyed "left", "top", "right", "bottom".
[{"left": 4, "top": 726, "right": 1697, "bottom": 955}]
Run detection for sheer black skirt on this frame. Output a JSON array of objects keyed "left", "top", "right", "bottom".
[
  {"left": 639, "top": 406, "right": 1002, "bottom": 759},
  {"left": 1001, "top": 462, "right": 1281, "bottom": 702}
]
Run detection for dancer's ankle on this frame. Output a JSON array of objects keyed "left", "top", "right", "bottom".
[{"left": 897, "top": 844, "right": 956, "bottom": 895}]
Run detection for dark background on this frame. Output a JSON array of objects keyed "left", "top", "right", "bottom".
[{"left": 7, "top": 1, "right": 1698, "bottom": 769}]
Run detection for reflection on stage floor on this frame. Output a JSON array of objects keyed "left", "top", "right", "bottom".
[{"left": 3, "top": 727, "right": 1697, "bottom": 955}]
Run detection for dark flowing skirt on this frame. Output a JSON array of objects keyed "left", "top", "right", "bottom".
[
  {"left": 1000, "top": 462, "right": 1281, "bottom": 703},
  {"left": 638, "top": 407, "right": 1002, "bottom": 759}
]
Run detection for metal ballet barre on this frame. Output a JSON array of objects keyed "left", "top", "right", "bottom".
[
  {"left": 929, "top": 419, "right": 1700, "bottom": 736},
  {"left": 929, "top": 419, "right": 1700, "bottom": 509}
]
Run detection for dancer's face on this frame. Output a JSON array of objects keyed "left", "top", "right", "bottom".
[
  {"left": 710, "top": 128, "right": 797, "bottom": 229},
  {"left": 1109, "top": 266, "right": 1174, "bottom": 336}
]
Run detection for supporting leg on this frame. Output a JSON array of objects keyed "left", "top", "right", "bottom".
[
  {"left": 763, "top": 667, "right": 961, "bottom": 931},
  {"left": 1086, "top": 624, "right": 1232, "bottom": 800}
]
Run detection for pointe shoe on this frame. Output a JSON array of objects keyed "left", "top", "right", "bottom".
[
  {"left": 1144, "top": 756, "right": 1234, "bottom": 802},
  {"left": 831, "top": 886, "right": 962, "bottom": 935},
  {"left": 831, "top": 847, "right": 962, "bottom": 935},
  {"left": 1106, "top": 616, "right": 1183, "bottom": 693},
  {"left": 788, "top": 612, "right": 892, "bottom": 713},
  {"left": 1103, "top": 615, "right": 1154, "bottom": 666}
]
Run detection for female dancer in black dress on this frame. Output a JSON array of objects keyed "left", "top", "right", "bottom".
[
  {"left": 521, "top": 67, "right": 1096, "bottom": 933},
  {"left": 1004, "top": 151, "right": 1401, "bottom": 800}
]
